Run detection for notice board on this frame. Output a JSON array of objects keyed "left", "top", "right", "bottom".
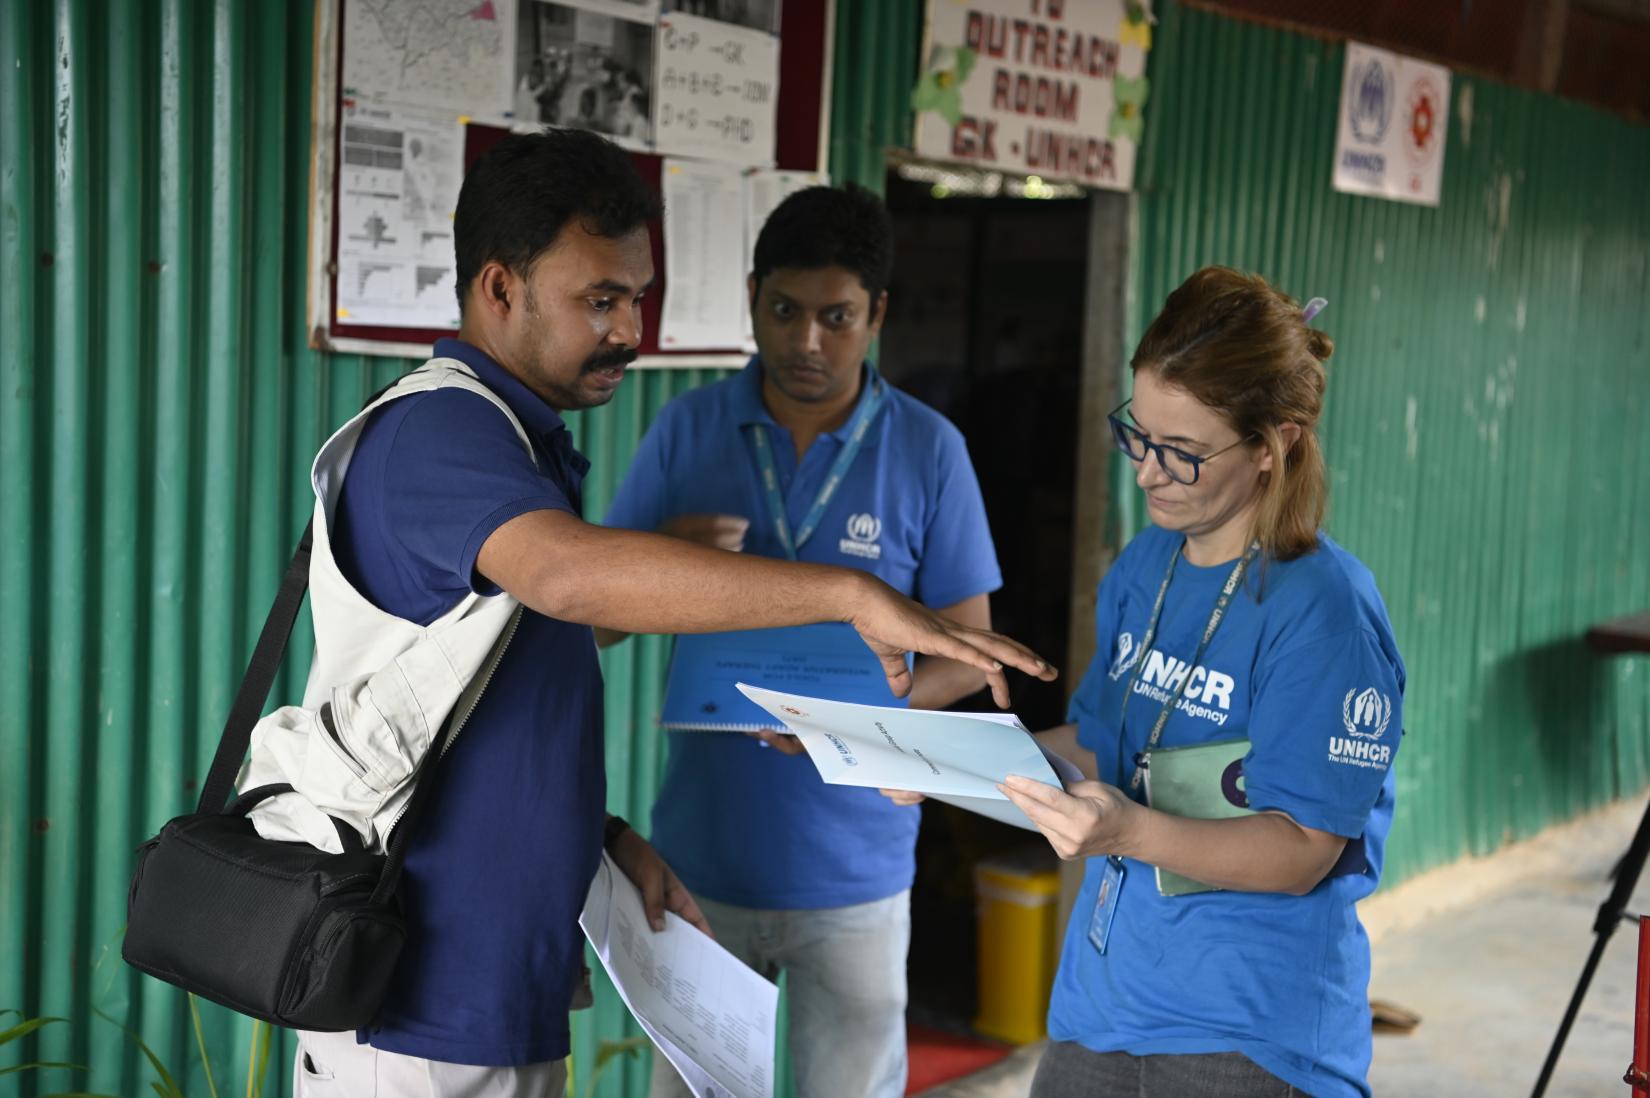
[{"left": 305, "top": 0, "right": 833, "bottom": 363}]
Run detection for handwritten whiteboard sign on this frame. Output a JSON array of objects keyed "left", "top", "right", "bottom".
[
  {"left": 912, "top": 0, "right": 1152, "bottom": 191},
  {"left": 652, "top": 11, "right": 779, "bottom": 166}
]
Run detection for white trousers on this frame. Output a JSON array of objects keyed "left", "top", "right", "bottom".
[{"left": 294, "top": 1028, "right": 567, "bottom": 1098}]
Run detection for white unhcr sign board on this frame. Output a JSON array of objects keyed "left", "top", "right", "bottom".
[
  {"left": 912, "top": 0, "right": 1153, "bottom": 192},
  {"left": 1333, "top": 41, "right": 1450, "bottom": 207}
]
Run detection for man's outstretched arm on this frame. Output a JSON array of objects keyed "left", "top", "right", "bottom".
[{"left": 477, "top": 509, "right": 1056, "bottom": 706}]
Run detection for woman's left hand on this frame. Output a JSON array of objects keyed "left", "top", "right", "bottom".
[{"left": 999, "top": 774, "right": 1142, "bottom": 861}]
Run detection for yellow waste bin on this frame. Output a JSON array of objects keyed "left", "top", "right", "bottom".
[{"left": 973, "top": 845, "right": 1061, "bottom": 1044}]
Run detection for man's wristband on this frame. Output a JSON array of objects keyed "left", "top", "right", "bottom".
[{"left": 604, "top": 814, "right": 632, "bottom": 851}]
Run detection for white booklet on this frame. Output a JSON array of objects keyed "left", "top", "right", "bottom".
[
  {"left": 735, "top": 683, "right": 1084, "bottom": 830},
  {"left": 580, "top": 853, "right": 778, "bottom": 1098}
]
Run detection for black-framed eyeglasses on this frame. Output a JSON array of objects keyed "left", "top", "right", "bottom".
[{"left": 1107, "top": 400, "right": 1254, "bottom": 485}]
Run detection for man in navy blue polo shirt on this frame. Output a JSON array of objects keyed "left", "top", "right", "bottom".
[
  {"left": 601, "top": 185, "right": 1003, "bottom": 1098},
  {"left": 291, "top": 134, "right": 1052, "bottom": 1098}
]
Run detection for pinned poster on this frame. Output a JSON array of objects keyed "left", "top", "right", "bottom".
[
  {"left": 740, "top": 167, "right": 826, "bottom": 349},
  {"left": 335, "top": 101, "right": 465, "bottom": 330},
  {"left": 660, "top": 158, "right": 748, "bottom": 350},
  {"left": 653, "top": 11, "right": 780, "bottom": 166},
  {"left": 343, "top": 0, "right": 517, "bottom": 121},
  {"left": 1333, "top": 41, "right": 1450, "bottom": 207},
  {"left": 510, "top": 0, "right": 658, "bottom": 148},
  {"left": 911, "top": 0, "right": 1154, "bottom": 192}
]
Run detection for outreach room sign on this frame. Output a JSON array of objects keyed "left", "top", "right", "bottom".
[{"left": 912, "top": 0, "right": 1154, "bottom": 191}]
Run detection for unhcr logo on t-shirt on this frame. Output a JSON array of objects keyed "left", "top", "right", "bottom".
[
  {"left": 1107, "top": 632, "right": 1141, "bottom": 681},
  {"left": 840, "top": 512, "right": 882, "bottom": 560},
  {"left": 1126, "top": 647, "right": 1237, "bottom": 727},
  {"left": 1328, "top": 687, "right": 1394, "bottom": 770}
]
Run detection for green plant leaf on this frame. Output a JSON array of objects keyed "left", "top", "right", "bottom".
[
  {"left": 93, "top": 1006, "right": 185, "bottom": 1098},
  {"left": 188, "top": 994, "right": 221, "bottom": 1098},
  {"left": 0, "top": 1015, "right": 67, "bottom": 1045},
  {"left": 1, "top": 1060, "right": 89, "bottom": 1075},
  {"left": 592, "top": 1035, "right": 649, "bottom": 1072},
  {"left": 40, "top": 1091, "right": 121, "bottom": 1097},
  {"left": 89, "top": 926, "right": 130, "bottom": 1012},
  {"left": 583, "top": 1035, "right": 651, "bottom": 1098},
  {"left": 249, "top": 1020, "right": 274, "bottom": 1098}
]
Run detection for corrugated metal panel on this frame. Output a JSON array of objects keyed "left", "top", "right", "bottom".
[
  {"left": 828, "top": 0, "right": 920, "bottom": 190},
  {"left": 1123, "top": 2, "right": 1650, "bottom": 885},
  {"left": 0, "top": 2, "right": 732, "bottom": 1095}
]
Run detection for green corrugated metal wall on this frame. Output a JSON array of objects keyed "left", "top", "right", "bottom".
[
  {"left": 1124, "top": 3, "right": 1650, "bottom": 884},
  {"left": 0, "top": 1, "right": 738, "bottom": 1094},
  {"left": 1, "top": 0, "right": 908, "bottom": 1089},
  {"left": 18, "top": 0, "right": 1643, "bottom": 1093},
  {"left": 828, "top": 0, "right": 920, "bottom": 190}
]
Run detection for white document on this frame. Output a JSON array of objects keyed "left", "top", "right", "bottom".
[
  {"left": 739, "top": 168, "right": 826, "bottom": 350},
  {"left": 653, "top": 11, "right": 779, "bottom": 166},
  {"left": 335, "top": 101, "right": 465, "bottom": 330},
  {"left": 581, "top": 853, "right": 778, "bottom": 1098},
  {"left": 659, "top": 158, "right": 748, "bottom": 350},
  {"left": 736, "top": 684, "right": 1084, "bottom": 830}
]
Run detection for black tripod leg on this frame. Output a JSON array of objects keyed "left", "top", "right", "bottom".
[{"left": 1531, "top": 798, "right": 1650, "bottom": 1098}]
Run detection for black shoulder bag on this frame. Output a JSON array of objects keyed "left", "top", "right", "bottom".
[{"left": 123, "top": 522, "right": 518, "bottom": 1031}]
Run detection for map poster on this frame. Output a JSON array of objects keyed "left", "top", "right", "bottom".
[
  {"left": 344, "top": 0, "right": 518, "bottom": 120},
  {"left": 335, "top": 100, "right": 466, "bottom": 330}
]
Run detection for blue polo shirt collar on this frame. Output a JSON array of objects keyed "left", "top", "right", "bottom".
[
  {"left": 734, "top": 357, "right": 883, "bottom": 449},
  {"left": 433, "top": 337, "right": 591, "bottom": 478}
]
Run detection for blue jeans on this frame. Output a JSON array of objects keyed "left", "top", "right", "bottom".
[
  {"left": 1032, "top": 1041, "right": 1301, "bottom": 1097},
  {"left": 649, "top": 890, "right": 911, "bottom": 1098}
]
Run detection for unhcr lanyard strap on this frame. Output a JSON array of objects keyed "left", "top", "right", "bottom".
[
  {"left": 744, "top": 368, "right": 886, "bottom": 560},
  {"left": 1117, "top": 539, "right": 1259, "bottom": 794}
]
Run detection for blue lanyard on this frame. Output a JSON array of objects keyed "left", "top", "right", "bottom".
[
  {"left": 743, "top": 368, "right": 886, "bottom": 560},
  {"left": 1116, "top": 539, "right": 1258, "bottom": 795}
]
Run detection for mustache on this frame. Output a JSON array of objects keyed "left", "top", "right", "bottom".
[{"left": 582, "top": 347, "right": 638, "bottom": 373}]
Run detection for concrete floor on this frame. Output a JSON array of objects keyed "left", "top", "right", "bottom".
[
  {"left": 919, "top": 794, "right": 1650, "bottom": 1097},
  {"left": 1368, "top": 794, "right": 1648, "bottom": 1097}
]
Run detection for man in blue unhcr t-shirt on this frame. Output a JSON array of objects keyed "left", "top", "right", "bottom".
[
  {"left": 601, "top": 185, "right": 1004, "bottom": 1098},
  {"left": 291, "top": 133, "right": 1055, "bottom": 1097}
]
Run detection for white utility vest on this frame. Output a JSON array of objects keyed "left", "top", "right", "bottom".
[{"left": 241, "top": 360, "right": 534, "bottom": 853}]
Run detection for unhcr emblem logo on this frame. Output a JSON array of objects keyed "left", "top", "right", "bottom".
[
  {"left": 840, "top": 513, "right": 883, "bottom": 560},
  {"left": 846, "top": 513, "right": 881, "bottom": 542},
  {"left": 1347, "top": 57, "right": 1393, "bottom": 145},
  {"left": 1342, "top": 687, "right": 1393, "bottom": 740},
  {"left": 1108, "top": 632, "right": 1140, "bottom": 681}
]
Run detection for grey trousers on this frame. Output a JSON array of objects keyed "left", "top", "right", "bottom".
[{"left": 1031, "top": 1040, "right": 1302, "bottom": 1098}]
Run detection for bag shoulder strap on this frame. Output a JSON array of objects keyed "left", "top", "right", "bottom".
[{"left": 196, "top": 522, "right": 315, "bottom": 814}]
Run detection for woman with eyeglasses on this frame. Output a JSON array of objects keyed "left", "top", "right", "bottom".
[{"left": 1006, "top": 266, "right": 1405, "bottom": 1097}]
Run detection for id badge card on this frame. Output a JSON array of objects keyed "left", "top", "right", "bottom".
[{"left": 1087, "top": 856, "right": 1126, "bottom": 955}]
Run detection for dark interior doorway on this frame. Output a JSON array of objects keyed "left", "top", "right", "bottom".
[{"left": 878, "top": 171, "right": 1090, "bottom": 1033}]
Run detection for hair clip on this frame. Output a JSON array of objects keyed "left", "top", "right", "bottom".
[{"left": 1302, "top": 297, "right": 1328, "bottom": 323}]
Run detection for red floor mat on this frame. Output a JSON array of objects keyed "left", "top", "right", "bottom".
[{"left": 905, "top": 1022, "right": 1014, "bottom": 1095}]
